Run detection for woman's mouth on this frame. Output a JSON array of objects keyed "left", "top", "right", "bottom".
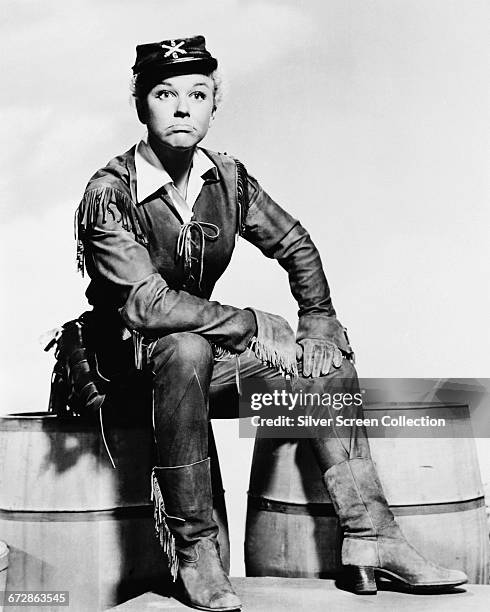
[{"left": 169, "top": 125, "right": 194, "bottom": 132}]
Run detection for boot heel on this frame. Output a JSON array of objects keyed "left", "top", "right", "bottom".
[{"left": 339, "top": 565, "right": 377, "bottom": 595}]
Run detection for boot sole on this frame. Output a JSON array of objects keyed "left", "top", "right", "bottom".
[
  {"left": 375, "top": 567, "right": 468, "bottom": 592},
  {"left": 174, "top": 588, "right": 241, "bottom": 612},
  {"left": 339, "top": 565, "right": 468, "bottom": 595},
  {"left": 181, "top": 601, "right": 241, "bottom": 612}
]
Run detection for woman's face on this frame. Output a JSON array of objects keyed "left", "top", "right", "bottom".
[{"left": 143, "top": 73, "right": 215, "bottom": 150}]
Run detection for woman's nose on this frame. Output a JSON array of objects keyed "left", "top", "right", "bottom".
[{"left": 174, "top": 96, "right": 190, "bottom": 117}]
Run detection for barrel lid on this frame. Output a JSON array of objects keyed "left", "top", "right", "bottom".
[{"left": 0, "top": 541, "right": 9, "bottom": 571}]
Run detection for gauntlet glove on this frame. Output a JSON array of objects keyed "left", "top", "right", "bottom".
[{"left": 297, "top": 314, "right": 354, "bottom": 377}]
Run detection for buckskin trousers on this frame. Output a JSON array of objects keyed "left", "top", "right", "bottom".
[{"left": 142, "top": 331, "right": 369, "bottom": 469}]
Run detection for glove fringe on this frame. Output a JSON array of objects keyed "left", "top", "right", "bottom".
[{"left": 249, "top": 336, "right": 298, "bottom": 378}]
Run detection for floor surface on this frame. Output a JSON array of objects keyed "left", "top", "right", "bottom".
[{"left": 107, "top": 577, "right": 489, "bottom": 612}]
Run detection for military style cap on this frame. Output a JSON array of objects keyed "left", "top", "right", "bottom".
[{"left": 132, "top": 35, "right": 217, "bottom": 79}]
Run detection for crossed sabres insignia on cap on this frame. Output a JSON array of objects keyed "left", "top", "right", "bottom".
[{"left": 161, "top": 40, "right": 187, "bottom": 59}]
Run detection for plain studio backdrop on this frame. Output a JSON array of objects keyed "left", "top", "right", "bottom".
[{"left": 0, "top": 1, "right": 488, "bottom": 576}]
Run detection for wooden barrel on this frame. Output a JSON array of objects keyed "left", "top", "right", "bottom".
[
  {"left": 0, "top": 412, "right": 229, "bottom": 611},
  {"left": 0, "top": 541, "right": 8, "bottom": 609},
  {"left": 245, "top": 403, "right": 489, "bottom": 583}
]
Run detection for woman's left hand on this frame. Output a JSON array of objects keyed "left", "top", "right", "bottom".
[{"left": 296, "top": 338, "right": 343, "bottom": 378}]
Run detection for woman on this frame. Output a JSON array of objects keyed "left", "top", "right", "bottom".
[{"left": 75, "top": 35, "right": 467, "bottom": 611}]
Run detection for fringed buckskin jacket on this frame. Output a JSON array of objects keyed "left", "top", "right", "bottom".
[{"left": 75, "top": 145, "right": 351, "bottom": 365}]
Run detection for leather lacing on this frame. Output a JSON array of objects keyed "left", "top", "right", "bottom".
[{"left": 176, "top": 221, "right": 220, "bottom": 291}]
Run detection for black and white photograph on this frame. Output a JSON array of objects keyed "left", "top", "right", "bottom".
[{"left": 0, "top": 1, "right": 489, "bottom": 611}]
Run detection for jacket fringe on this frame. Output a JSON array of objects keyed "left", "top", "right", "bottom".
[
  {"left": 131, "top": 330, "right": 158, "bottom": 370},
  {"left": 211, "top": 344, "right": 242, "bottom": 394},
  {"left": 249, "top": 336, "right": 298, "bottom": 378},
  {"left": 233, "top": 158, "right": 249, "bottom": 238},
  {"left": 132, "top": 330, "right": 144, "bottom": 370},
  {"left": 75, "top": 186, "right": 148, "bottom": 275},
  {"left": 151, "top": 470, "right": 179, "bottom": 581},
  {"left": 212, "top": 344, "right": 235, "bottom": 361}
]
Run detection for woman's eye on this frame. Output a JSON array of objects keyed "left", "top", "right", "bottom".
[
  {"left": 191, "top": 91, "right": 206, "bottom": 100},
  {"left": 156, "top": 90, "right": 172, "bottom": 99}
]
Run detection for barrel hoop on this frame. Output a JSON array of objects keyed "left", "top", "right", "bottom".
[
  {"left": 0, "top": 491, "right": 226, "bottom": 522},
  {"left": 392, "top": 496, "right": 485, "bottom": 516},
  {"left": 248, "top": 496, "right": 337, "bottom": 517},
  {"left": 0, "top": 504, "right": 154, "bottom": 522},
  {"left": 365, "top": 403, "right": 468, "bottom": 412},
  {"left": 247, "top": 495, "right": 485, "bottom": 517}
]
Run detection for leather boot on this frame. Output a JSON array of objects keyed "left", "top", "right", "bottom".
[
  {"left": 324, "top": 457, "right": 468, "bottom": 594},
  {"left": 151, "top": 458, "right": 241, "bottom": 611}
]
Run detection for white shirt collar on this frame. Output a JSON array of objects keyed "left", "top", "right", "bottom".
[{"left": 134, "top": 137, "right": 216, "bottom": 210}]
